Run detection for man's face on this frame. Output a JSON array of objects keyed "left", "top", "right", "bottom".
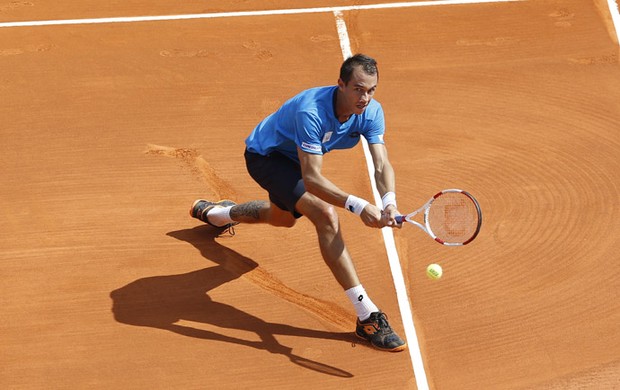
[{"left": 338, "top": 66, "right": 378, "bottom": 115}]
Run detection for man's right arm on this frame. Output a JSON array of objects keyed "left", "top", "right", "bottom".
[{"left": 297, "top": 147, "right": 348, "bottom": 207}]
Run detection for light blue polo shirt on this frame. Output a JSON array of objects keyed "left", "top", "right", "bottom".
[{"left": 245, "top": 86, "right": 385, "bottom": 163}]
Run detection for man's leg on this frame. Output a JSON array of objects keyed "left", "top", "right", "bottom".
[
  {"left": 294, "top": 192, "right": 407, "bottom": 352},
  {"left": 195, "top": 150, "right": 301, "bottom": 229},
  {"left": 294, "top": 192, "right": 359, "bottom": 289},
  {"left": 230, "top": 201, "right": 297, "bottom": 228},
  {"left": 194, "top": 200, "right": 297, "bottom": 228}
]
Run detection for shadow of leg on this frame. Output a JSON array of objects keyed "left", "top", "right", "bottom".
[
  {"left": 110, "top": 256, "right": 355, "bottom": 377},
  {"left": 166, "top": 225, "right": 355, "bottom": 331}
]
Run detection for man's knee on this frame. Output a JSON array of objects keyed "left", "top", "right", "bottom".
[
  {"left": 311, "top": 203, "right": 339, "bottom": 231},
  {"left": 296, "top": 194, "right": 339, "bottom": 230}
]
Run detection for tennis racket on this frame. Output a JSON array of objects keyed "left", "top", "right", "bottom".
[{"left": 395, "top": 189, "right": 482, "bottom": 246}]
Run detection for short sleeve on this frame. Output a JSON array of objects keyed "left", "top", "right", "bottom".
[
  {"left": 363, "top": 104, "right": 385, "bottom": 144},
  {"left": 295, "top": 110, "right": 324, "bottom": 155}
]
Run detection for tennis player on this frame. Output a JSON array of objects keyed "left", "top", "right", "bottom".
[{"left": 190, "top": 54, "right": 406, "bottom": 352}]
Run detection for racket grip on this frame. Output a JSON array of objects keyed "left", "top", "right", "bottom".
[{"left": 395, "top": 215, "right": 403, "bottom": 224}]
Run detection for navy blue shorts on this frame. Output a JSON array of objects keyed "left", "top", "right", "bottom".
[{"left": 244, "top": 149, "right": 305, "bottom": 218}]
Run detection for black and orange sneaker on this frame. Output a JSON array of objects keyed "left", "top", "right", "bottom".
[
  {"left": 355, "top": 311, "right": 407, "bottom": 352},
  {"left": 190, "top": 199, "right": 239, "bottom": 231}
]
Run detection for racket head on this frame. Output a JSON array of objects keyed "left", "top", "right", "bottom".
[{"left": 425, "top": 189, "right": 482, "bottom": 245}]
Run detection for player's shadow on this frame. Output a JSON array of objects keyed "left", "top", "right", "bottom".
[{"left": 110, "top": 225, "right": 354, "bottom": 378}]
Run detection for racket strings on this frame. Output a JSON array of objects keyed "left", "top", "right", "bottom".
[{"left": 428, "top": 192, "right": 480, "bottom": 244}]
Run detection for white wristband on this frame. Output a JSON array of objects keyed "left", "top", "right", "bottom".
[
  {"left": 382, "top": 192, "right": 397, "bottom": 209},
  {"left": 345, "top": 195, "right": 370, "bottom": 216}
]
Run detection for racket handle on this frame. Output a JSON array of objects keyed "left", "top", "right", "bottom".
[{"left": 395, "top": 215, "right": 404, "bottom": 224}]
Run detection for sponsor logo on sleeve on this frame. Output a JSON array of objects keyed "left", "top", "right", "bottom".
[
  {"left": 322, "top": 131, "right": 333, "bottom": 143},
  {"left": 301, "top": 141, "right": 322, "bottom": 153}
]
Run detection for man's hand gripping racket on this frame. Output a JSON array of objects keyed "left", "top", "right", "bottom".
[{"left": 395, "top": 189, "right": 482, "bottom": 246}]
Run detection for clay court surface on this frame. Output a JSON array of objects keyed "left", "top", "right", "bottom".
[{"left": 2, "top": 0, "right": 619, "bottom": 389}]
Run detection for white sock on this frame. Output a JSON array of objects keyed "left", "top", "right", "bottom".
[
  {"left": 206, "top": 206, "right": 235, "bottom": 227},
  {"left": 345, "top": 285, "right": 379, "bottom": 321}
]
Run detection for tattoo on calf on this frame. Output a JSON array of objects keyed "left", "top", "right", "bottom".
[{"left": 230, "top": 200, "right": 266, "bottom": 220}]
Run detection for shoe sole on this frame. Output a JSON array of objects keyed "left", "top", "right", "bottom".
[
  {"left": 354, "top": 332, "right": 408, "bottom": 352},
  {"left": 189, "top": 199, "right": 207, "bottom": 218}
]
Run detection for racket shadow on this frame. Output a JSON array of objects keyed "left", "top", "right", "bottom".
[{"left": 110, "top": 225, "right": 354, "bottom": 378}]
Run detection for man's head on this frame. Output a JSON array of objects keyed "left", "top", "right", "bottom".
[
  {"left": 339, "top": 54, "right": 379, "bottom": 84},
  {"left": 337, "top": 54, "right": 379, "bottom": 116}
]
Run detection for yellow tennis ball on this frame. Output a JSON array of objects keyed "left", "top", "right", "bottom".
[{"left": 426, "top": 263, "right": 443, "bottom": 280}]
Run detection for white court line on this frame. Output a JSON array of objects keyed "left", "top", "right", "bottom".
[
  {"left": 0, "top": 0, "right": 522, "bottom": 28},
  {"left": 607, "top": 0, "right": 620, "bottom": 44},
  {"left": 334, "top": 11, "right": 429, "bottom": 390}
]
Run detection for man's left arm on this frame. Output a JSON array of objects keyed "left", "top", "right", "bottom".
[{"left": 368, "top": 143, "right": 400, "bottom": 226}]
